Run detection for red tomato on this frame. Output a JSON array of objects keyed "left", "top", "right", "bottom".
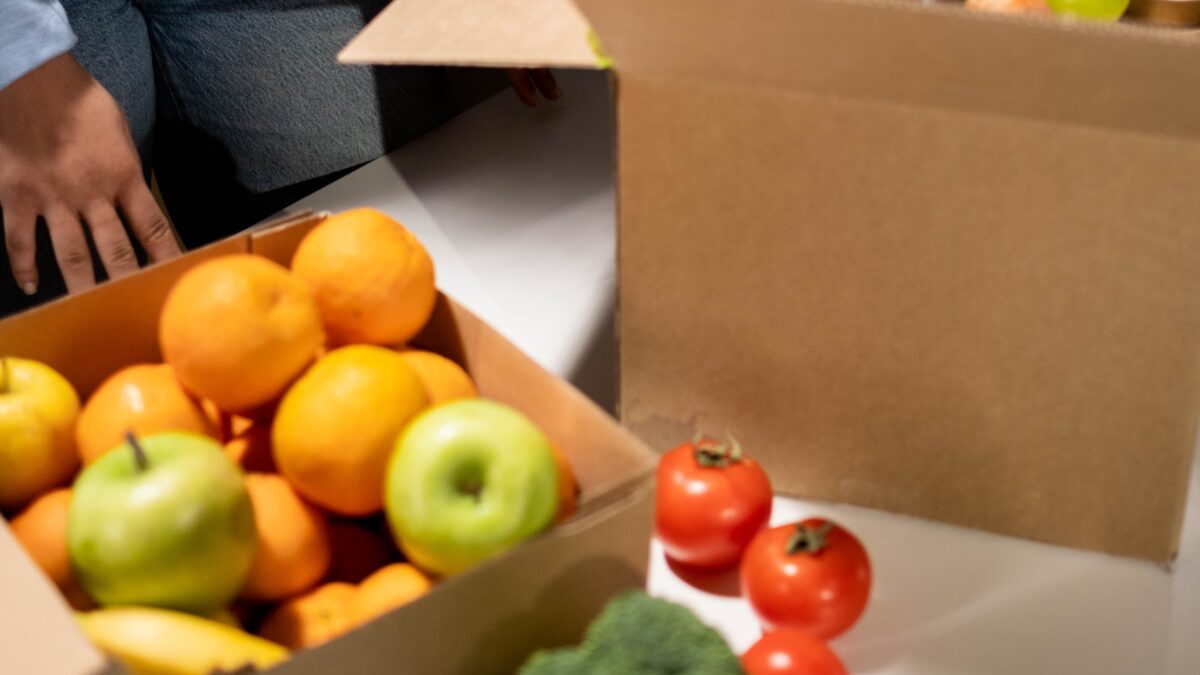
[
  {"left": 654, "top": 436, "right": 773, "bottom": 569},
  {"left": 742, "top": 629, "right": 848, "bottom": 675},
  {"left": 741, "top": 518, "right": 871, "bottom": 639}
]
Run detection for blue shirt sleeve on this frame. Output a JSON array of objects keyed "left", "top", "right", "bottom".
[{"left": 0, "top": 0, "right": 77, "bottom": 91}]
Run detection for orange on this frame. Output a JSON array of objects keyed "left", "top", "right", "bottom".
[
  {"left": 75, "top": 363, "right": 218, "bottom": 465},
  {"left": 9, "top": 488, "right": 93, "bottom": 610},
  {"left": 325, "top": 519, "right": 400, "bottom": 584},
  {"left": 397, "top": 349, "right": 476, "bottom": 405},
  {"left": 272, "top": 346, "right": 429, "bottom": 516},
  {"left": 159, "top": 254, "right": 325, "bottom": 414},
  {"left": 291, "top": 208, "right": 436, "bottom": 346},
  {"left": 240, "top": 474, "right": 332, "bottom": 601},
  {"left": 550, "top": 443, "right": 580, "bottom": 524},
  {"left": 258, "top": 582, "right": 357, "bottom": 650},
  {"left": 225, "top": 422, "right": 276, "bottom": 473},
  {"left": 349, "top": 563, "right": 432, "bottom": 626}
]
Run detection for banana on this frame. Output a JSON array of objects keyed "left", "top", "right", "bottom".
[{"left": 77, "top": 606, "right": 289, "bottom": 675}]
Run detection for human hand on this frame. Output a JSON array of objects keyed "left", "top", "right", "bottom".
[
  {"left": 505, "top": 68, "right": 562, "bottom": 107},
  {"left": 0, "top": 54, "right": 180, "bottom": 296}
]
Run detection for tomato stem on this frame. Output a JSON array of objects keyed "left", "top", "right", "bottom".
[
  {"left": 786, "top": 521, "right": 834, "bottom": 555},
  {"left": 692, "top": 433, "right": 744, "bottom": 468},
  {"left": 125, "top": 430, "right": 149, "bottom": 471}
]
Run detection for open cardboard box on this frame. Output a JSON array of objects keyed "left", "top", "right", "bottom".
[
  {"left": 343, "top": 0, "right": 1200, "bottom": 564},
  {"left": 0, "top": 212, "right": 657, "bottom": 675}
]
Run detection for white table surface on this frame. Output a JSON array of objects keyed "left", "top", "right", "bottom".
[{"left": 287, "top": 69, "right": 1200, "bottom": 675}]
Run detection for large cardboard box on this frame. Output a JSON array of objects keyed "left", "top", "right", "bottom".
[
  {"left": 343, "top": 0, "right": 1200, "bottom": 563},
  {"left": 0, "top": 212, "right": 656, "bottom": 674}
]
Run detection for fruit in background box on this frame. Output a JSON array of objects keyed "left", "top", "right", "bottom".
[
  {"left": 224, "top": 422, "right": 276, "bottom": 473},
  {"left": 68, "top": 432, "right": 257, "bottom": 613},
  {"left": 325, "top": 518, "right": 400, "bottom": 584},
  {"left": 397, "top": 349, "right": 477, "bottom": 405},
  {"left": 1047, "top": 0, "right": 1129, "bottom": 19},
  {"left": 240, "top": 473, "right": 332, "bottom": 601},
  {"left": 385, "top": 399, "right": 559, "bottom": 577},
  {"left": 741, "top": 519, "right": 871, "bottom": 640},
  {"left": 291, "top": 208, "right": 437, "bottom": 346},
  {"left": 964, "top": 0, "right": 1050, "bottom": 14},
  {"left": 350, "top": 563, "right": 433, "bottom": 626},
  {"left": 159, "top": 254, "right": 325, "bottom": 414},
  {"left": 655, "top": 435, "right": 772, "bottom": 570},
  {"left": 273, "top": 345, "right": 429, "bottom": 516},
  {"left": 0, "top": 357, "right": 79, "bottom": 510},
  {"left": 258, "top": 581, "right": 357, "bottom": 650},
  {"left": 75, "top": 363, "right": 218, "bottom": 465},
  {"left": 9, "top": 488, "right": 93, "bottom": 610},
  {"left": 741, "top": 629, "right": 848, "bottom": 675},
  {"left": 549, "top": 442, "right": 579, "bottom": 523},
  {"left": 78, "top": 606, "right": 288, "bottom": 675}
]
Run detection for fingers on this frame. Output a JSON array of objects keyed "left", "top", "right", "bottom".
[
  {"left": 3, "top": 178, "right": 178, "bottom": 297},
  {"left": 3, "top": 202, "right": 39, "bottom": 295},
  {"left": 119, "top": 179, "right": 181, "bottom": 263},
  {"left": 45, "top": 208, "right": 96, "bottom": 294},
  {"left": 529, "top": 69, "right": 562, "bottom": 102},
  {"left": 505, "top": 68, "right": 540, "bottom": 107},
  {"left": 84, "top": 203, "right": 139, "bottom": 281}
]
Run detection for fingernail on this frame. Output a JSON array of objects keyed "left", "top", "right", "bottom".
[{"left": 21, "top": 282, "right": 37, "bottom": 295}]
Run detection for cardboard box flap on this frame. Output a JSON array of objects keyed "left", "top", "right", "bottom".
[
  {"left": 340, "top": 0, "right": 601, "bottom": 69},
  {"left": 0, "top": 523, "right": 108, "bottom": 675},
  {"left": 574, "top": 0, "right": 1200, "bottom": 141}
]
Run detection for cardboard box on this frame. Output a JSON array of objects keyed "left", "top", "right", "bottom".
[
  {"left": 343, "top": 0, "right": 1200, "bottom": 563},
  {"left": 0, "top": 212, "right": 656, "bottom": 674}
]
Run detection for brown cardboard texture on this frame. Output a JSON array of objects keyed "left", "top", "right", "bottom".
[
  {"left": 341, "top": 0, "right": 598, "bottom": 69},
  {"left": 0, "top": 212, "right": 655, "bottom": 674},
  {"left": 345, "top": 0, "right": 1200, "bottom": 563}
]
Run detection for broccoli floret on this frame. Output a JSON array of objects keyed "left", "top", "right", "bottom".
[{"left": 520, "top": 590, "right": 743, "bottom": 674}]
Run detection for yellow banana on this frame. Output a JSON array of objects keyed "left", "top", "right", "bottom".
[{"left": 77, "top": 606, "right": 289, "bottom": 675}]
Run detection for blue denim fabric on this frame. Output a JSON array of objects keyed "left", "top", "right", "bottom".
[
  {"left": 64, "top": 0, "right": 456, "bottom": 194},
  {"left": 0, "top": 0, "right": 457, "bottom": 316}
]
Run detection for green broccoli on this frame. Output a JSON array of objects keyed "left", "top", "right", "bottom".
[{"left": 519, "top": 590, "right": 744, "bottom": 674}]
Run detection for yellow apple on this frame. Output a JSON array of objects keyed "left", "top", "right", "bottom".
[{"left": 0, "top": 357, "right": 80, "bottom": 510}]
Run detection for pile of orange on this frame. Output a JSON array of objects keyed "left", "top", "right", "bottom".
[{"left": 4, "top": 207, "right": 580, "bottom": 652}]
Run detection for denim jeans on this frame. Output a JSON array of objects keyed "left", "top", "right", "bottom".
[{"left": 0, "top": 0, "right": 458, "bottom": 317}]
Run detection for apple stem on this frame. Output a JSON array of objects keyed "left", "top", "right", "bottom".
[
  {"left": 461, "top": 478, "right": 483, "bottom": 502},
  {"left": 125, "top": 431, "right": 149, "bottom": 471}
]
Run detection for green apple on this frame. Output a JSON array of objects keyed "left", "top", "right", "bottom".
[
  {"left": 385, "top": 399, "right": 559, "bottom": 576},
  {"left": 1047, "top": 0, "right": 1129, "bottom": 19},
  {"left": 67, "top": 432, "right": 256, "bottom": 613},
  {"left": 0, "top": 357, "right": 80, "bottom": 510}
]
